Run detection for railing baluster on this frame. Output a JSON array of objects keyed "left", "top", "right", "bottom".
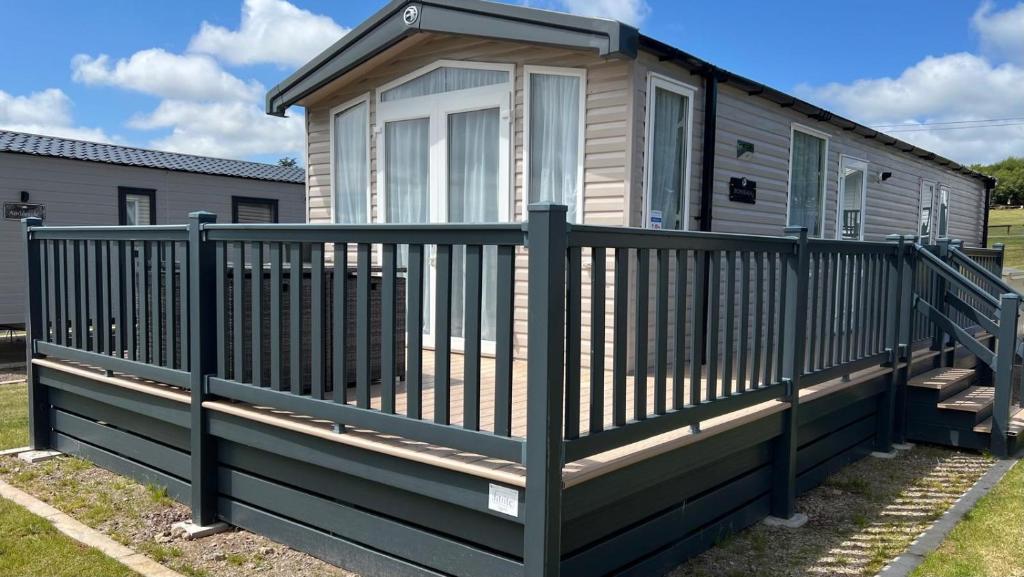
[
  {"left": 57, "top": 241, "right": 68, "bottom": 347},
  {"left": 251, "top": 242, "right": 263, "bottom": 386},
  {"left": 46, "top": 241, "right": 58, "bottom": 345},
  {"left": 724, "top": 250, "right": 736, "bottom": 397},
  {"left": 87, "top": 240, "right": 98, "bottom": 352},
  {"left": 178, "top": 242, "right": 189, "bottom": 370},
  {"left": 690, "top": 250, "right": 705, "bottom": 404},
  {"left": 356, "top": 243, "right": 371, "bottom": 408},
  {"left": 738, "top": 251, "right": 750, "bottom": 392},
  {"left": 808, "top": 252, "right": 819, "bottom": 373},
  {"left": 613, "top": 247, "right": 628, "bottom": 426},
  {"left": 332, "top": 243, "right": 348, "bottom": 406},
  {"left": 381, "top": 243, "right": 397, "bottom": 413},
  {"left": 589, "top": 247, "right": 606, "bottom": 430},
  {"left": 214, "top": 242, "right": 225, "bottom": 377},
  {"left": 406, "top": 244, "right": 422, "bottom": 418},
  {"left": 752, "top": 252, "right": 764, "bottom": 388},
  {"left": 100, "top": 241, "right": 111, "bottom": 355},
  {"left": 707, "top": 251, "right": 721, "bottom": 401},
  {"left": 565, "top": 246, "right": 581, "bottom": 438},
  {"left": 654, "top": 249, "right": 669, "bottom": 415},
  {"left": 138, "top": 241, "right": 149, "bottom": 362},
  {"left": 673, "top": 249, "right": 687, "bottom": 408},
  {"left": 434, "top": 244, "right": 452, "bottom": 424},
  {"left": 311, "top": 243, "right": 325, "bottom": 400},
  {"left": 232, "top": 242, "right": 244, "bottom": 380},
  {"left": 269, "top": 242, "right": 283, "bottom": 390},
  {"left": 775, "top": 251, "right": 788, "bottom": 383},
  {"left": 495, "top": 244, "right": 514, "bottom": 436},
  {"left": 124, "top": 241, "right": 135, "bottom": 360},
  {"left": 635, "top": 248, "right": 649, "bottom": 420},
  {"left": 150, "top": 240, "right": 161, "bottom": 365},
  {"left": 111, "top": 241, "right": 121, "bottom": 357},
  {"left": 764, "top": 252, "right": 777, "bottom": 385},
  {"left": 463, "top": 244, "right": 483, "bottom": 430},
  {"left": 818, "top": 252, "right": 830, "bottom": 369},
  {"left": 289, "top": 242, "right": 303, "bottom": 395},
  {"left": 164, "top": 241, "right": 174, "bottom": 368}
]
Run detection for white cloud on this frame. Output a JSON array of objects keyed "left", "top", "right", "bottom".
[
  {"left": 72, "top": 49, "right": 262, "bottom": 102},
  {"left": 0, "top": 88, "right": 112, "bottom": 142},
  {"left": 189, "top": 0, "right": 349, "bottom": 67},
  {"left": 794, "top": 2, "right": 1024, "bottom": 166},
  {"left": 560, "top": 0, "right": 649, "bottom": 26},
  {"left": 973, "top": 1, "right": 1024, "bottom": 64},
  {"left": 129, "top": 99, "right": 304, "bottom": 160}
]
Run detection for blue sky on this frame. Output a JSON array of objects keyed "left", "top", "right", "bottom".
[{"left": 2, "top": 0, "right": 1023, "bottom": 165}]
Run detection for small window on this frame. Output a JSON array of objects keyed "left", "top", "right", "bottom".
[
  {"left": 232, "top": 196, "right": 278, "bottom": 223},
  {"left": 525, "top": 67, "right": 585, "bottom": 223},
  {"left": 119, "top": 187, "right": 155, "bottom": 225},
  {"left": 787, "top": 125, "right": 829, "bottom": 237},
  {"left": 331, "top": 97, "right": 370, "bottom": 224},
  {"left": 381, "top": 66, "right": 510, "bottom": 102},
  {"left": 920, "top": 181, "right": 935, "bottom": 240},
  {"left": 644, "top": 74, "right": 695, "bottom": 230}
]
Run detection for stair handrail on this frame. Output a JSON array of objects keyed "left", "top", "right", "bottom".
[
  {"left": 915, "top": 244, "right": 1000, "bottom": 311},
  {"left": 948, "top": 246, "right": 1020, "bottom": 301}
]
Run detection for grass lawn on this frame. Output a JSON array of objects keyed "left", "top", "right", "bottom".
[
  {"left": 0, "top": 382, "right": 28, "bottom": 450},
  {"left": 911, "top": 461, "right": 1024, "bottom": 577},
  {"left": 987, "top": 208, "right": 1024, "bottom": 270}
]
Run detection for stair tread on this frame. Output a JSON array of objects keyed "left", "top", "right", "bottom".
[
  {"left": 908, "top": 367, "right": 976, "bottom": 390},
  {"left": 973, "top": 407, "right": 1024, "bottom": 435},
  {"left": 936, "top": 386, "right": 994, "bottom": 412}
]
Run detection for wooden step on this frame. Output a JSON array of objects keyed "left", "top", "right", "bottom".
[
  {"left": 936, "top": 386, "right": 994, "bottom": 413},
  {"left": 908, "top": 367, "right": 975, "bottom": 391},
  {"left": 973, "top": 407, "right": 1024, "bottom": 436}
]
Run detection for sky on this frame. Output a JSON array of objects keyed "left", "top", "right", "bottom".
[{"left": 2, "top": 0, "right": 1023, "bottom": 166}]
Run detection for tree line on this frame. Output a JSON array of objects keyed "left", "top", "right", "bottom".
[{"left": 972, "top": 157, "right": 1024, "bottom": 206}]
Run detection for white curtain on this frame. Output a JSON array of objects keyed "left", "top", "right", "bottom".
[
  {"left": 382, "top": 67, "right": 510, "bottom": 102},
  {"left": 789, "top": 131, "right": 825, "bottom": 236},
  {"left": 528, "top": 73, "right": 581, "bottom": 222},
  {"left": 649, "top": 87, "right": 688, "bottom": 230},
  {"left": 385, "top": 118, "right": 430, "bottom": 224},
  {"left": 448, "top": 108, "right": 499, "bottom": 341},
  {"left": 334, "top": 102, "right": 369, "bottom": 223}
]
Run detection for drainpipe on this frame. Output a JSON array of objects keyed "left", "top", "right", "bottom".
[
  {"left": 982, "top": 179, "right": 994, "bottom": 248},
  {"left": 697, "top": 68, "right": 719, "bottom": 365}
]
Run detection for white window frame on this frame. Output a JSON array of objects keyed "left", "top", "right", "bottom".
[
  {"left": 523, "top": 65, "right": 587, "bottom": 223},
  {"left": 786, "top": 122, "right": 830, "bottom": 238},
  {"left": 375, "top": 61, "right": 514, "bottom": 226},
  {"left": 920, "top": 179, "right": 936, "bottom": 242},
  {"left": 329, "top": 93, "right": 372, "bottom": 224},
  {"left": 835, "top": 155, "right": 868, "bottom": 241},
  {"left": 642, "top": 73, "right": 696, "bottom": 231}
]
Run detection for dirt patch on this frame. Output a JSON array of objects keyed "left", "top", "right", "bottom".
[
  {"left": 0, "top": 455, "right": 354, "bottom": 577},
  {"left": 0, "top": 368, "right": 26, "bottom": 385},
  {"left": 669, "top": 445, "right": 996, "bottom": 577}
]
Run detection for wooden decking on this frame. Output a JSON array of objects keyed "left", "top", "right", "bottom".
[{"left": 34, "top": 350, "right": 897, "bottom": 489}]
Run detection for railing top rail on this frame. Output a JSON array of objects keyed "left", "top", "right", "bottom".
[
  {"left": 29, "top": 225, "right": 189, "bottom": 241},
  {"left": 917, "top": 244, "right": 1001, "bottom": 309},
  {"left": 203, "top": 222, "right": 527, "bottom": 245},
  {"left": 949, "top": 247, "right": 1018, "bottom": 298},
  {"left": 808, "top": 238, "right": 897, "bottom": 254},
  {"left": 961, "top": 246, "right": 1002, "bottom": 257},
  {"left": 566, "top": 224, "right": 797, "bottom": 252}
]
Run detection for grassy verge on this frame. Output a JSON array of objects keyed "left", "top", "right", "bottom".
[
  {"left": 987, "top": 209, "right": 1024, "bottom": 269},
  {"left": 911, "top": 460, "right": 1024, "bottom": 577},
  {"left": 0, "top": 494, "right": 137, "bottom": 577},
  {"left": 0, "top": 382, "right": 28, "bottom": 450}
]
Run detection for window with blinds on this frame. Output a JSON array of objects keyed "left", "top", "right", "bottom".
[{"left": 232, "top": 197, "right": 278, "bottom": 223}]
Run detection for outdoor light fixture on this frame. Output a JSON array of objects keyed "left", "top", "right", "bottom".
[
  {"left": 20, "top": 191, "right": 29, "bottom": 202},
  {"left": 878, "top": 171, "right": 893, "bottom": 183}
]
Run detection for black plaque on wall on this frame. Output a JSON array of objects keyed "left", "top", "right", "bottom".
[
  {"left": 4, "top": 202, "right": 45, "bottom": 220},
  {"left": 728, "top": 177, "right": 756, "bottom": 204}
]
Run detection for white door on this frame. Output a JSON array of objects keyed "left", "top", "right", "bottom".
[
  {"left": 836, "top": 156, "right": 867, "bottom": 240},
  {"left": 938, "top": 185, "right": 950, "bottom": 238}
]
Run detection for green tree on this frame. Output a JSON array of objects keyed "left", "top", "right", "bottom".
[
  {"left": 972, "top": 157, "right": 1024, "bottom": 206},
  {"left": 278, "top": 157, "right": 298, "bottom": 167}
]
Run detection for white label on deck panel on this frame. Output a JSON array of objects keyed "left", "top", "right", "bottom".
[{"left": 488, "top": 483, "right": 519, "bottom": 517}]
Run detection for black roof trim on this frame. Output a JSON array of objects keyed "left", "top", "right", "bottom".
[
  {"left": 636, "top": 35, "right": 996, "bottom": 188},
  {"left": 265, "top": 0, "right": 638, "bottom": 116},
  {"left": 0, "top": 130, "right": 305, "bottom": 184}
]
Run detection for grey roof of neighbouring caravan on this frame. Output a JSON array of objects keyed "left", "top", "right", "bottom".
[
  {"left": 264, "top": 0, "right": 994, "bottom": 187},
  {"left": 0, "top": 130, "right": 306, "bottom": 184}
]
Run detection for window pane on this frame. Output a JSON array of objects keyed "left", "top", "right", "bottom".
[
  {"left": 381, "top": 67, "right": 510, "bottom": 102},
  {"left": 939, "top": 187, "right": 950, "bottom": 236},
  {"left": 920, "top": 184, "right": 934, "bottom": 237},
  {"left": 385, "top": 118, "right": 431, "bottom": 224},
  {"left": 235, "top": 200, "right": 276, "bottom": 223},
  {"left": 788, "top": 130, "right": 825, "bottom": 236},
  {"left": 528, "top": 73, "right": 581, "bottom": 222},
  {"left": 840, "top": 165, "right": 864, "bottom": 239},
  {"left": 334, "top": 102, "right": 369, "bottom": 223},
  {"left": 649, "top": 86, "right": 689, "bottom": 230},
  {"left": 124, "top": 193, "right": 151, "bottom": 225}
]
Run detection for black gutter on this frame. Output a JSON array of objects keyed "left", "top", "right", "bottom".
[
  {"left": 982, "top": 180, "right": 995, "bottom": 247},
  {"left": 697, "top": 68, "right": 719, "bottom": 364}
]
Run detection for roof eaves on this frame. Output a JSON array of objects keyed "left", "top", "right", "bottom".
[{"left": 266, "top": 0, "right": 638, "bottom": 116}]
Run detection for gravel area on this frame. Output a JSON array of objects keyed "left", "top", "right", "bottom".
[
  {"left": 669, "top": 445, "right": 996, "bottom": 577},
  {"left": 0, "top": 368, "right": 26, "bottom": 385},
  {"left": 0, "top": 455, "right": 355, "bottom": 577}
]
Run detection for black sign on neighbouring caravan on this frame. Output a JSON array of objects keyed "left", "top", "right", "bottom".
[
  {"left": 4, "top": 202, "right": 45, "bottom": 220},
  {"left": 728, "top": 177, "right": 757, "bottom": 204}
]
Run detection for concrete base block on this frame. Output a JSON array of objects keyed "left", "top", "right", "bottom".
[
  {"left": 893, "top": 442, "right": 915, "bottom": 451},
  {"left": 171, "top": 521, "right": 229, "bottom": 540},
  {"left": 871, "top": 450, "right": 899, "bottom": 459},
  {"left": 0, "top": 446, "right": 30, "bottom": 457},
  {"left": 763, "top": 513, "right": 808, "bottom": 529},
  {"left": 17, "top": 450, "right": 61, "bottom": 463}
]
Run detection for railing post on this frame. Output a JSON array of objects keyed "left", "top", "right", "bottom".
[
  {"left": 188, "top": 211, "right": 218, "bottom": 526},
  {"left": 770, "top": 226, "right": 808, "bottom": 522},
  {"left": 524, "top": 203, "right": 568, "bottom": 577},
  {"left": 993, "top": 242, "right": 1006, "bottom": 277},
  {"left": 893, "top": 236, "right": 918, "bottom": 444},
  {"left": 22, "top": 217, "right": 49, "bottom": 450},
  {"left": 992, "top": 292, "right": 1019, "bottom": 458},
  {"left": 876, "top": 235, "right": 906, "bottom": 453},
  {"left": 934, "top": 238, "right": 952, "bottom": 362}
]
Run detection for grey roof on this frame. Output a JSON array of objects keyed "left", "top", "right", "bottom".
[
  {"left": 0, "top": 130, "right": 305, "bottom": 184},
  {"left": 266, "top": 0, "right": 994, "bottom": 188}
]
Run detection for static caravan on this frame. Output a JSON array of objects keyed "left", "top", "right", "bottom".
[{"left": 0, "top": 130, "right": 305, "bottom": 328}]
